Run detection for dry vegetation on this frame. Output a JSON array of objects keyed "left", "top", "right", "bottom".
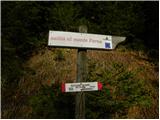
[
  {"left": 4, "top": 47, "right": 158, "bottom": 118},
  {"left": 2, "top": 1, "right": 158, "bottom": 118}
]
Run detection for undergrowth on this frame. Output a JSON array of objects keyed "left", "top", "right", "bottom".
[{"left": 2, "top": 48, "right": 158, "bottom": 118}]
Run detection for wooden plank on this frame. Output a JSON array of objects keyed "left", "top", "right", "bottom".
[{"left": 75, "top": 25, "right": 88, "bottom": 119}]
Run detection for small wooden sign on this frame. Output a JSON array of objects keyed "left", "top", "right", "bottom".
[{"left": 61, "top": 82, "right": 103, "bottom": 92}]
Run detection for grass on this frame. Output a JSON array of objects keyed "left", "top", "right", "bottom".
[{"left": 2, "top": 47, "right": 159, "bottom": 118}]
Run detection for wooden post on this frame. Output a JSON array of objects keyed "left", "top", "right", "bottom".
[
  {"left": 48, "top": 27, "right": 126, "bottom": 119},
  {"left": 75, "top": 25, "right": 88, "bottom": 119}
]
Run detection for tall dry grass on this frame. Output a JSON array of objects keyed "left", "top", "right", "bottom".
[{"left": 6, "top": 47, "right": 158, "bottom": 118}]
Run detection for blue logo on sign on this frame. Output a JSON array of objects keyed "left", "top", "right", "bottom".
[{"left": 105, "top": 42, "right": 111, "bottom": 48}]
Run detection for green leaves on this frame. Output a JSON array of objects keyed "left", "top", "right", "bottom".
[
  {"left": 86, "top": 60, "right": 153, "bottom": 118},
  {"left": 1, "top": 1, "right": 158, "bottom": 119},
  {"left": 29, "top": 85, "right": 75, "bottom": 118}
]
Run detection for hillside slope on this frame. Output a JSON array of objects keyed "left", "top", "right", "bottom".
[{"left": 2, "top": 48, "right": 158, "bottom": 118}]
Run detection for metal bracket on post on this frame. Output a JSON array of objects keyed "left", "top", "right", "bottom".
[{"left": 75, "top": 25, "right": 88, "bottom": 119}]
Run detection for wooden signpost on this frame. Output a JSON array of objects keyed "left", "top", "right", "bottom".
[
  {"left": 48, "top": 26, "right": 126, "bottom": 119},
  {"left": 75, "top": 25, "right": 87, "bottom": 119}
]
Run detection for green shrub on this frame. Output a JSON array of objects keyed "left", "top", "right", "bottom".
[
  {"left": 28, "top": 84, "right": 75, "bottom": 118},
  {"left": 85, "top": 62, "right": 152, "bottom": 118}
]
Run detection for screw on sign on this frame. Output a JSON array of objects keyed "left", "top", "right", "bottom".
[
  {"left": 61, "top": 82, "right": 103, "bottom": 92},
  {"left": 48, "top": 25, "right": 126, "bottom": 118}
]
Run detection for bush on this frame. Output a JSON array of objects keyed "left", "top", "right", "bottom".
[
  {"left": 28, "top": 84, "right": 75, "bottom": 118},
  {"left": 86, "top": 61, "right": 152, "bottom": 118}
]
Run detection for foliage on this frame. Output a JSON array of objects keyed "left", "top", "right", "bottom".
[
  {"left": 54, "top": 49, "right": 65, "bottom": 61},
  {"left": 86, "top": 60, "right": 153, "bottom": 118},
  {"left": 1, "top": 1, "right": 159, "bottom": 119},
  {"left": 28, "top": 84, "right": 75, "bottom": 118}
]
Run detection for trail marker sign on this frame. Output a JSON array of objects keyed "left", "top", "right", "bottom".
[
  {"left": 61, "top": 82, "right": 103, "bottom": 92},
  {"left": 48, "top": 27, "right": 126, "bottom": 119},
  {"left": 48, "top": 31, "right": 126, "bottom": 50}
]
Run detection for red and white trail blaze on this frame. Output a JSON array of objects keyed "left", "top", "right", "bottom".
[{"left": 61, "top": 82, "right": 103, "bottom": 92}]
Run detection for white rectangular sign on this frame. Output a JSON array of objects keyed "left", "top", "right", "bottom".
[
  {"left": 48, "top": 31, "right": 113, "bottom": 49},
  {"left": 61, "top": 82, "right": 102, "bottom": 92}
]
